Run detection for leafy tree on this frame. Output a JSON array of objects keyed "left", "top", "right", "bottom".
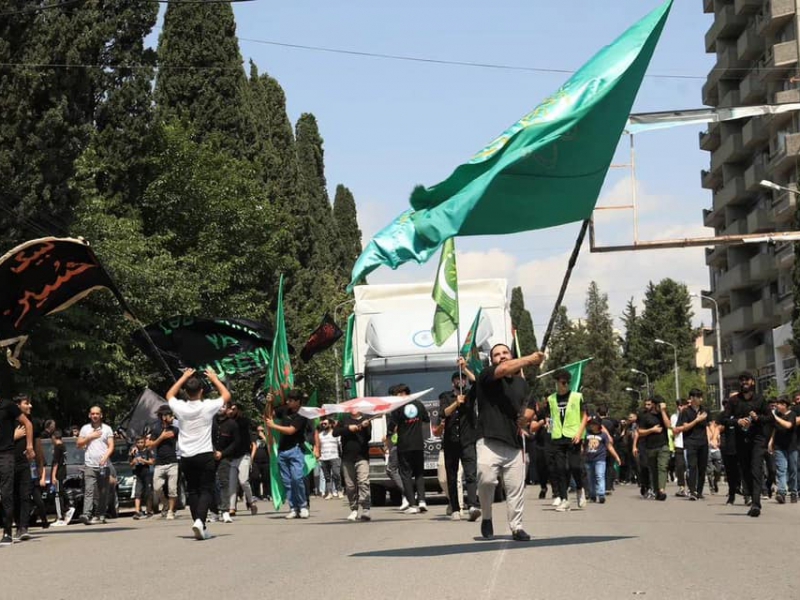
[
  {"left": 581, "top": 282, "right": 623, "bottom": 414},
  {"left": 333, "top": 184, "right": 362, "bottom": 276},
  {"left": 639, "top": 279, "right": 696, "bottom": 381},
  {"left": 509, "top": 286, "right": 542, "bottom": 395},
  {"left": 620, "top": 297, "right": 648, "bottom": 395}
]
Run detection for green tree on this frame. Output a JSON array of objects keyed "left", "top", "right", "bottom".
[
  {"left": 620, "top": 297, "right": 648, "bottom": 394},
  {"left": 509, "top": 286, "right": 542, "bottom": 395},
  {"left": 332, "top": 184, "right": 362, "bottom": 276},
  {"left": 639, "top": 279, "right": 696, "bottom": 381},
  {"left": 653, "top": 369, "right": 706, "bottom": 412},
  {"left": 581, "top": 282, "right": 623, "bottom": 414}
]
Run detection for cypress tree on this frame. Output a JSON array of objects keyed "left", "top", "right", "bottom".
[
  {"left": 581, "top": 281, "right": 622, "bottom": 413},
  {"left": 639, "top": 279, "right": 695, "bottom": 380},
  {"left": 509, "top": 286, "right": 542, "bottom": 395},
  {"left": 332, "top": 184, "right": 362, "bottom": 276}
]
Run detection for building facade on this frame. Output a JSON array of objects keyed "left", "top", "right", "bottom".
[{"left": 700, "top": 0, "right": 798, "bottom": 393}]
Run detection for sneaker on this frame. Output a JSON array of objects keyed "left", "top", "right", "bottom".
[
  {"left": 285, "top": 511, "right": 299, "bottom": 519},
  {"left": 777, "top": 493, "right": 786, "bottom": 504},
  {"left": 538, "top": 489, "right": 547, "bottom": 500},
  {"left": 551, "top": 496, "right": 562, "bottom": 507},
  {"left": 347, "top": 510, "right": 358, "bottom": 522},
  {"left": 80, "top": 515, "right": 92, "bottom": 526},
  {"left": 206, "top": 513, "right": 219, "bottom": 523},
  {"left": 250, "top": 503, "right": 258, "bottom": 516},
  {"left": 696, "top": 494, "right": 705, "bottom": 500},
  {"left": 89, "top": 516, "right": 102, "bottom": 525},
  {"left": 511, "top": 529, "right": 531, "bottom": 542},
  {"left": 555, "top": 499, "right": 571, "bottom": 512},
  {"left": 191, "top": 519, "right": 205, "bottom": 540},
  {"left": 675, "top": 489, "right": 687, "bottom": 498},
  {"left": 360, "top": 511, "right": 371, "bottom": 522},
  {"left": 792, "top": 494, "right": 798, "bottom": 504},
  {"left": 747, "top": 506, "right": 761, "bottom": 518},
  {"left": 598, "top": 496, "right": 606, "bottom": 504},
  {"left": 726, "top": 496, "right": 735, "bottom": 505},
  {"left": 744, "top": 495, "right": 752, "bottom": 506},
  {"left": 655, "top": 492, "right": 667, "bottom": 501},
  {"left": 222, "top": 512, "right": 233, "bottom": 524},
  {"left": 418, "top": 501, "right": 428, "bottom": 513},
  {"left": 688, "top": 493, "right": 697, "bottom": 501},
  {"left": 402, "top": 506, "right": 420, "bottom": 514},
  {"left": 64, "top": 507, "right": 75, "bottom": 525},
  {"left": 451, "top": 511, "right": 461, "bottom": 521},
  {"left": 133, "top": 512, "right": 141, "bottom": 520},
  {"left": 166, "top": 511, "right": 175, "bottom": 521},
  {"left": 201, "top": 527, "right": 212, "bottom": 540},
  {"left": 336, "top": 492, "right": 342, "bottom": 498},
  {"left": 577, "top": 490, "right": 587, "bottom": 509},
  {"left": 52, "top": 520, "right": 68, "bottom": 527},
  {"left": 15, "top": 529, "right": 29, "bottom": 541},
  {"left": 445, "top": 505, "right": 453, "bottom": 516},
  {"left": 399, "top": 498, "right": 410, "bottom": 511},
  {"left": 467, "top": 507, "right": 481, "bottom": 522},
  {"left": 299, "top": 507, "right": 310, "bottom": 519},
  {"left": 480, "top": 519, "right": 494, "bottom": 540},
  {"left": 0, "top": 535, "right": 12, "bottom": 547}
]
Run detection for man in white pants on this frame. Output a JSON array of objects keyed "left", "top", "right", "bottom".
[{"left": 475, "top": 344, "right": 544, "bottom": 542}]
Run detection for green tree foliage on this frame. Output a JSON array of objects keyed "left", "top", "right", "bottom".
[
  {"left": 333, "top": 184, "right": 362, "bottom": 276},
  {"left": 653, "top": 368, "right": 706, "bottom": 412},
  {"left": 620, "top": 297, "right": 648, "bottom": 394},
  {"left": 509, "top": 286, "right": 542, "bottom": 395},
  {"left": 581, "top": 282, "right": 623, "bottom": 414}
]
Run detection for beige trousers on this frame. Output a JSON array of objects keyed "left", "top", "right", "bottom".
[{"left": 476, "top": 438, "right": 525, "bottom": 532}]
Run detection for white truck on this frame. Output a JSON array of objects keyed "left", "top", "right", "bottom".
[{"left": 348, "top": 278, "right": 512, "bottom": 506}]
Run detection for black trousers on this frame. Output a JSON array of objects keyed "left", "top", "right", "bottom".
[
  {"left": 674, "top": 447, "right": 687, "bottom": 488},
  {"left": 182, "top": 452, "right": 216, "bottom": 525},
  {"left": 443, "top": 441, "right": 478, "bottom": 511},
  {"left": 736, "top": 440, "right": 766, "bottom": 509},
  {"left": 533, "top": 444, "right": 550, "bottom": 492},
  {"left": 29, "top": 481, "right": 48, "bottom": 526},
  {"left": 0, "top": 452, "right": 14, "bottom": 535},
  {"left": 398, "top": 449, "right": 425, "bottom": 506},
  {"left": 12, "top": 467, "right": 31, "bottom": 530},
  {"left": 764, "top": 452, "right": 776, "bottom": 495},
  {"left": 251, "top": 461, "right": 270, "bottom": 498},
  {"left": 685, "top": 445, "right": 708, "bottom": 496},
  {"left": 216, "top": 457, "right": 231, "bottom": 512},
  {"left": 551, "top": 441, "right": 583, "bottom": 499},
  {"left": 722, "top": 452, "right": 740, "bottom": 500}
]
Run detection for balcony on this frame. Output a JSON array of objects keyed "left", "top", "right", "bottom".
[
  {"left": 704, "top": 205, "right": 725, "bottom": 228},
  {"left": 714, "top": 175, "right": 749, "bottom": 211},
  {"left": 749, "top": 252, "right": 779, "bottom": 282},
  {"left": 704, "top": 0, "right": 714, "bottom": 12},
  {"left": 736, "top": 0, "right": 764, "bottom": 13},
  {"left": 720, "top": 88, "right": 741, "bottom": 108},
  {"left": 706, "top": 3, "right": 750, "bottom": 52},
  {"left": 717, "top": 261, "right": 751, "bottom": 295},
  {"left": 743, "top": 159, "right": 767, "bottom": 192},
  {"left": 706, "top": 244, "right": 728, "bottom": 267},
  {"left": 739, "top": 67, "right": 766, "bottom": 103},
  {"left": 723, "top": 218, "right": 748, "bottom": 237},
  {"left": 721, "top": 305, "right": 754, "bottom": 332},
  {"left": 756, "top": 0, "right": 796, "bottom": 37},
  {"left": 776, "top": 240, "right": 796, "bottom": 268},
  {"left": 731, "top": 348, "right": 757, "bottom": 374},
  {"left": 760, "top": 42, "right": 799, "bottom": 82},
  {"left": 702, "top": 77, "right": 719, "bottom": 106},
  {"left": 768, "top": 133, "right": 800, "bottom": 174},
  {"left": 700, "top": 123, "right": 721, "bottom": 152},
  {"left": 772, "top": 186, "right": 798, "bottom": 224},
  {"left": 718, "top": 43, "right": 749, "bottom": 79},
  {"left": 742, "top": 118, "right": 768, "bottom": 151},
  {"left": 775, "top": 88, "right": 800, "bottom": 104},
  {"left": 778, "top": 293, "right": 794, "bottom": 317},
  {"left": 746, "top": 205, "right": 774, "bottom": 232},
  {"left": 753, "top": 298, "right": 780, "bottom": 327},
  {"left": 702, "top": 168, "right": 723, "bottom": 190},
  {"left": 712, "top": 131, "right": 744, "bottom": 172},
  {"left": 754, "top": 343, "right": 775, "bottom": 368}
]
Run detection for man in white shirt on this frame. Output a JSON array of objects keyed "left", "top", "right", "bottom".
[
  {"left": 670, "top": 399, "right": 688, "bottom": 497},
  {"left": 77, "top": 406, "right": 114, "bottom": 525},
  {"left": 166, "top": 368, "right": 231, "bottom": 541}
]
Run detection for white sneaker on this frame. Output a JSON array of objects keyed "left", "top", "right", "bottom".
[
  {"left": 418, "top": 501, "right": 428, "bottom": 513},
  {"left": 578, "top": 490, "right": 587, "bottom": 509},
  {"left": 64, "top": 507, "right": 75, "bottom": 525},
  {"left": 555, "top": 499, "right": 571, "bottom": 512},
  {"left": 336, "top": 492, "right": 342, "bottom": 498},
  {"left": 403, "top": 506, "right": 420, "bottom": 514},
  {"left": 451, "top": 511, "right": 461, "bottom": 521},
  {"left": 191, "top": 519, "right": 205, "bottom": 540},
  {"left": 347, "top": 510, "right": 358, "bottom": 522},
  {"left": 551, "top": 496, "right": 562, "bottom": 507},
  {"left": 324, "top": 493, "right": 332, "bottom": 500},
  {"left": 166, "top": 511, "right": 175, "bottom": 521},
  {"left": 399, "top": 498, "right": 410, "bottom": 511},
  {"left": 222, "top": 512, "right": 233, "bottom": 523},
  {"left": 285, "top": 511, "right": 299, "bottom": 519},
  {"left": 52, "top": 520, "right": 68, "bottom": 527},
  {"left": 202, "top": 527, "right": 212, "bottom": 540},
  {"left": 299, "top": 508, "right": 310, "bottom": 519}
]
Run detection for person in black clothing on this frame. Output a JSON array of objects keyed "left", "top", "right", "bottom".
[
  {"left": 769, "top": 396, "right": 797, "bottom": 504},
  {"left": 214, "top": 406, "right": 239, "bottom": 523},
  {"left": 530, "top": 399, "right": 553, "bottom": 499},
  {"left": 147, "top": 405, "right": 180, "bottom": 519},
  {"left": 634, "top": 397, "right": 670, "bottom": 501},
  {"left": 597, "top": 405, "right": 619, "bottom": 494},
  {"left": 11, "top": 395, "right": 45, "bottom": 540},
  {"left": 251, "top": 425, "right": 271, "bottom": 500},
  {"left": 713, "top": 399, "right": 741, "bottom": 505},
  {"left": 726, "top": 371, "right": 771, "bottom": 517},
  {"left": 388, "top": 383, "right": 430, "bottom": 514},
  {"left": 333, "top": 411, "right": 372, "bottom": 521},
  {"left": 228, "top": 402, "right": 257, "bottom": 516},
  {"left": 265, "top": 389, "right": 310, "bottom": 519},
  {"left": 675, "top": 388, "right": 709, "bottom": 500},
  {"left": 129, "top": 436, "right": 154, "bottom": 519},
  {"left": 439, "top": 360, "right": 480, "bottom": 522},
  {"left": 51, "top": 430, "right": 74, "bottom": 526},
  {"left": 0, "top": 393, "right": 34, "bottom": 545}
]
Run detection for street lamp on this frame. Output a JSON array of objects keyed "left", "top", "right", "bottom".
[
  {"left": 624, "top": 387, "right": 642, "bottom": 402},
  {"left": 691, "top": 292, "right": 724, "bottom": 410},
  {"left": 759, "top": 179, "right": 797, "bottom": 193},
  {"left": 630, "top": 368, "right": 650, "bottom": 397},
  {"left": 332, "top": 298, "right": 355, "bottom": 402},
  {"left": 655, "top": 338, "right": 680, "bottom": 402}
]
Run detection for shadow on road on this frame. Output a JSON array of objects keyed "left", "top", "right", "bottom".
[
  {"left": 350, "top": 535, "right": 634, "bottom": 557},
  {"left": 45, "top": 527, "right": 136, "bottom": 534}
]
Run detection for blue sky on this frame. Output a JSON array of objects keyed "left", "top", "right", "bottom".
[{"left": 159, "top": 0, "right": 716, "bottom": 334}]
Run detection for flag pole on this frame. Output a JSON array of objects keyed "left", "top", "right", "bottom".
[{"left": 539, "top": 219, "right": 590, "bottom": 353}]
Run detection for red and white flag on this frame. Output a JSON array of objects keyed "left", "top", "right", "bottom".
[{"left": 298, "top": 388, "right": 433, "bottom": 419}]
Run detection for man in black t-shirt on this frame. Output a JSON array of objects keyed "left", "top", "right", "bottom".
[
  {"left": 333, "top": 411, "right": 372, "bottom": 521},
  {"left": 214, "top": 406, "right": 239, "bottom": 522},
  {"left": 228, "top": 403, "right": 257, "bottom": 516},
  {"left": 11, "top": 395, "right": 44, "bottom": 540},
  {"left": 714, "top": 400, "right": 741, "bottom": 505},
  {"left": 475, "top": 343, "right": 543, "bottom": 542},
  {"left": 633, "top": 397, "right": 670, "bottom": 501},
  {"left": 0, "top": 394, "right": 34, "bottom": 546},
  {"left": 675, "top": 388, "right": 709, "bottom": 500},
  {"left": 265, "top": 390, "right": 310, "bottom": 519},
  {"left": 769, "top": 396, "right": 797, "bottom": 504},
  {"left": 388, "top": 383, "right": 431, "bottom": 514},
  {"left": 147, "top": 405, "right": 180, "bottom": 519}
]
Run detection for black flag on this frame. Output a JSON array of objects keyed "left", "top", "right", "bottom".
[
  {"left": 0, "top": 237, "right": 133, "bottom": 366},
  {"left": 300, "top": 313, "right": 343, "bottom": 362}
]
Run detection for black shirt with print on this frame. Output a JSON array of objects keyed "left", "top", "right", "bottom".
[{"left": 476, "top": 365, "right": 533, "bottom": 449}]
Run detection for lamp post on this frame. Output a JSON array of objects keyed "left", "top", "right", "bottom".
[
  {"left": 630, "top": 368, "right": 650, "bottom": 397},
  {"left": 691, "top": 292, "right": 724, "bottom": 410},
  {"left": 655, "top": 338, "right": 680, "bottom": 402},
  {"left": 332, "top": 298, "right": 355, "bottom": 402},
  {"left": 624, "top": 387, "right": 642, "bottom": 402}
]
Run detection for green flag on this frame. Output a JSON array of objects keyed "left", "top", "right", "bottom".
[
  {"left": 459, "top": 308, "right": 483, "bottom": 375},
  {"left": 342, "top": 314, "right": 357, "bottom": 399},
  {"left": 561, "top": 357, "right": 594, "bottom": 393},
  {"left": 431, "top": 238, "right": 459, "bottom": 346},
  {"left": 348, "top": 0, "right": 673, "bottom": 290}
]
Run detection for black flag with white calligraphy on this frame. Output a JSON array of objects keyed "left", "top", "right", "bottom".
[
  {"left": 0, "top": 237, "right": 133, "bottom": 366},
  {"left": 300, "top": 313, "right": 343, "bottom": 362},
  {"left": 132, "top": 316, "right": 286, "bottom": 381}
]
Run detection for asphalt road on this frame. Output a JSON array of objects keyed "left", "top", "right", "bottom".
[{"left": 3, "top": 483, "right": 795, "bottom": 600}]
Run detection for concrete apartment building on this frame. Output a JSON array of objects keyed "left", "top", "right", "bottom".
[{"left": 700, "top": 0, "right": 798, "bottom": 394}]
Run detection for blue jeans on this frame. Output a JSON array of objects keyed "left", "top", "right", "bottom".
[
  {"left": 278, "top": 446, "right": 307, "bottom": 511},
  {"left": 585, "top": 460, "right": 606, "bottom": 499},
  {"left": 774, "top": 448, "right": 798, "bottom": 495}
]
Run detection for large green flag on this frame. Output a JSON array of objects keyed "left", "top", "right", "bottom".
[
  {"left": 561, "top": 357, "right": 594, "bottom": 393},
  {"left": 342, "top": 314, "right": 357, "bottom": 399},
  {"left": 431, "top": 238, "right": 459, "bottom": 346},
  {"left": 459, "top": 308, "right": 483, "bottom": 375},
  {"left": 348, "top": 0, "right": 673, "bottom": 290}
]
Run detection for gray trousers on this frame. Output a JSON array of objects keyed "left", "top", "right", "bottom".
[
  {"left": 477, "top": 438, "right": 525, "bottom": 532},
  {"left": 385, "top": 447, "right": 404, "bottom": 491},
  {"left": 229, "top": 455, "right": 254, "bottom": 511},
  {"left": 83, "top": 466, "right": 109, "bottom": 518},
  {"left": 342, "top": 459, "right": 370, "bottom": 511}
]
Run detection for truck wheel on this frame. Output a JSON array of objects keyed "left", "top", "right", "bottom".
[{"left": 370, "top": 485, "right": 387, "bottom": 506}]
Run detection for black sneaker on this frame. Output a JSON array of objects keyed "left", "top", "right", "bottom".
[
  {"left": 744, "top": 495, "right": 752, "bottom": 506},
  {"left": 0, "top": 534, "right": 11, "bottom": 547},
  {"left": 133, "top": 512, "right": 141, "bottom": 520},
  {"left": 598, "top": 497, "right": 606, "bottom": 504},
  {"left": 776, "top": 493, "right": 786, "bottom": 504},
  {"left": 15, "top": 529, "right": 29, "bottom": 541},
  {"left": 697, "top": 494, "right": 705, "bottom": 500},
  {"left": 655, "top": 492, "right": 667, "bottom": 501},
  {"left": 791, "top": 494, "right": 798, "bottom": 504},
  {"left": 80, "top": 515, "right": 92, "bottom": 526},
  {"left": 538, "top": 489, "right": 547, "bottom": 500},
  {"left": 688, "top": 493, "right": 697, "bottom": 501},
  {"left": 512, "top": 529, "right": 531, "bottom": 542},
  {"left": 480, "top": 519, "right": 494, "bottom": 540},
  {"left": 726, "top": 495, "right": 735, "bottom": 505},
  {"left": 747, "top": 506, "right": 761, "bottom": 518}
]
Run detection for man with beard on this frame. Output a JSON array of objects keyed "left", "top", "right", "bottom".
[
  {"left": 675, "top": 389, "right": 709, "bottom": 500},
  {"left": 633, "top": 397, "right": 670, "bottom": 501},
  {"left": 726, "top": 372, "right": 771, "bottom": 517}
]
